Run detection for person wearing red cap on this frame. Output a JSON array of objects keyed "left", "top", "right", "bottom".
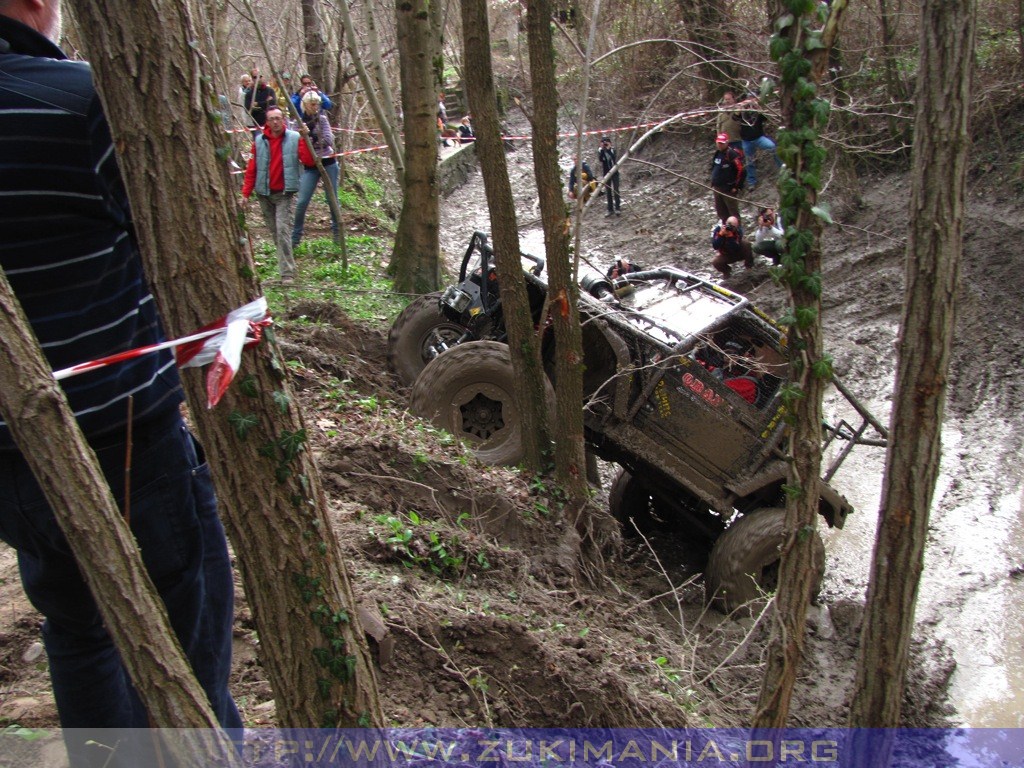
[{"left": 710, "top": 131, "right": 746, "bottom": 224}]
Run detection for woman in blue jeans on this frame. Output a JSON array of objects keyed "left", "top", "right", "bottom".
[{"left": 291, "top": 90, "right": 339, "bottom": 247}]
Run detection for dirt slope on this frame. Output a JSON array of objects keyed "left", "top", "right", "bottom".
[{"left": 6, "top": 128, "right": 1021, "bottom": 749}]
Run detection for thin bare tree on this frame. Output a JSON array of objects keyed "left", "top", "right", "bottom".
[
  {"left": 68, "top": 0, "right": 385, "bottom": 728},
  {"left": 300, "top": 0, "right": 330, "bottom": 92},
  {"left": 0, "top": 282, "right": 240, "bottom": 766},
  {"left": 848, "top": 0, "right": 977, "bottom": 728},
  {"left": 461, "top": 0, "right": 551, "bottom": 471},
  {"left": 527, "top": 0, "right": 589, "bottom": 503}
]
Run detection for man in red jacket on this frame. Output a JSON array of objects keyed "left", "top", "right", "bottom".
[{"left": 242, "top": 105, "right": 313, "bottom": 284}]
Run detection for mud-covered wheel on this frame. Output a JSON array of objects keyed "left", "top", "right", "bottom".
[
  {"left": 388, "top": 292, "right": 468, "bottom": 386},
  {"left": 704, "top": 508, "right": 825, "bottom": 614},
  {"left": 608, "top": 469, "right": 661, "bottom": 535},
  {"left": 410, "top": 341, "right": 552, "bottom": 466}
]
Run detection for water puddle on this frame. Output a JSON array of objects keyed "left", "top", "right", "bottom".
[{"left": 826, "top": 402, "right": 1024, "bottom": 726}]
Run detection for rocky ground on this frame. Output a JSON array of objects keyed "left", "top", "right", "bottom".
[{"left": 2, "top": 123, "right": 1022, "bottom": 762}]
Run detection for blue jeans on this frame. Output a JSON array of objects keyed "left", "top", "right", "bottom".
[
  {"left": 0, "top": 410, "right": 241, "bottom": 766},
  {"left": 741, "top": 134, "right": 781, "bottom": 188},
  {"left": 292, "top": 162, "right": 340, "bottom": 247}
]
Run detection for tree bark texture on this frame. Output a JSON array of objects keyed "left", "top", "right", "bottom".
[
  {"left": 847, "top": 0, "right": 976, "bottom": 728},
  {"left": 68, "top": 0, "right": 385, "bottom": 729},
  {"left": 338, "top": 0, "right": 406, "bottom": 179},
  {"left": 365, "top": 0, "right": 400, "bottom": 132},
  {"left": 673, "top": 0, "right": 737, "bottom": 96},
  {"left": 461, "top": 0, "right": 551, "bottom": 470},
  {"left": 300, "top": 0, "right": 330, "bottom": 95},
  {"left": 0, "top": 277, "right": 240, "bottom": 766},
  {"left": 391, "top": 0, "right": 442, "bottom": 294},
  {"left": 752, "top": 0, "right": 850, "bottom": 728},
  {"left": 527, "top": 0, "right": 589, "bottom": 502}
]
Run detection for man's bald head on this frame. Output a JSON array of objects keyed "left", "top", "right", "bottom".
[{"left": 0, "top": 0, "right": 62, "bottom": 41}]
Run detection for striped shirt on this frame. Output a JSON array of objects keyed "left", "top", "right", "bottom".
[{"left": 0, "top": 17, "right": 182, "bottom": 449}]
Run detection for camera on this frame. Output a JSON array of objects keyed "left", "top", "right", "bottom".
[{"left": 725, "top": 223, "right": 737, "bottom": 232}]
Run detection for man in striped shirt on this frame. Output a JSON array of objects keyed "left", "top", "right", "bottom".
[{"left": 0, "top": 0, "right": 240, "bottom": 760}]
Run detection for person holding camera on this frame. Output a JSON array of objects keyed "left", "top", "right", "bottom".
[
  {"left": 291, "top": 73, "right": 333, "bottom": 114},
  {"left": 711, "top": 216, "right": 754, "bottom": 278},
  {"left": 752, "top": 207, "right": 784, "bottom": 265}
]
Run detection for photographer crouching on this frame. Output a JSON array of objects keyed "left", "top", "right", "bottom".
[
  {"left": 711, "top": 216, "right": 754, "bottom": 278},
  {"left": 752, "top": 207, "right": 785, "bottom": 266}
]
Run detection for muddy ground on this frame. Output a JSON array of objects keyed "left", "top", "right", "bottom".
[{"left": 1, "top": 126, "right": 1021, "bottom": 755}]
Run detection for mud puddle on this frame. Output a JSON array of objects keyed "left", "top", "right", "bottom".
[{"left": 440, "top": 129, "right": 1024, "bottom": 726}]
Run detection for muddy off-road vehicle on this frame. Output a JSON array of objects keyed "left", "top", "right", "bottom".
[{"left": 388, "top": 232, "right": 886, "bottom": 612}]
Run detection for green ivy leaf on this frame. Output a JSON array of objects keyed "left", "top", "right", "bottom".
[
  {"left": 811, "top": 205, "right": 833, "bottom": 225},
  {"left": 799, "top": 271, "right": 823, "bottom": 297},
  {"left": 794, "top": 306, "right": 818, "bottom": 328},
  {"left": 794, "top": 79, "right": 817, "bottom": 101},
  {"left": 238, "top": 375, "right": 258, "bottom": 398},
  {"left": 769, "top": 35, "right": 793, "bottom": 61},
  {"left": 779, "top": 384, "right": 805, "bottom": 409},
  {"left": 812, "top": 355, "right": 834, "bottom": 380},
  {"left": 781, "top": 55, "right": 812, "bottom": 82},
  {"left": 272, "top": 389, "right": 291, "bottom": 413},
  {"left": 277, "top": 429, "right": 308, "bottom": 461},
  {"left": 803, "top": 31, "right": 826, "bottom": 51},
  {"left": 228, "top": 410, "right": 259, "bottom": 439},
  {"left": 799, "top": 171, "right": 822, "bottom": 190},
  {"left": 811, "top": 99, "right": 832, "bottom": 129},
  {"left": 775, "top": 13, "right": 796, "bottom": 31},
  {"left": 786, "top": 0, "right": 817, "bottom": 15}
]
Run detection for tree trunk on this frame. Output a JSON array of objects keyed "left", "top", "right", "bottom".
[
  {"left": 300, "top": 0, "right": 329, "bottom": 94},
  {"left": 527, "top": 0, "right": 589, "bottom": 503},
  {"left": 674, "top": 0, "right": 737, "bottom": 97},
  {"left": 390, "top": 0, "right": 442, "bottom": 294},
  {"left": 461, "top": 0, "right": 551, "bottom": 471},
  {"left": 751, "top": 0, "right": 850, "bottom": 728},
  {"left": 0, "top": 279, "right": 238, "bottom": 766},
  {"left": 68, "top": 0, "right": 385, "bottom": 729},
  {"left": 1018, "top": 0, "right": 1024, "bottom": 73},
  {"left": 339, "top": 0, "right": 406, "bottom": 179},
  {"left": 878, "top": 0, "right": 908, "bottom": 140},
  {"left": 365, "top": 0, "right": 400, "bottom": 130},
  {"left": 848, "top": 0, "right": 976, "bottom": 728}
]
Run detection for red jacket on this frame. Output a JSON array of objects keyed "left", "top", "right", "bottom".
[{"left": 242, "top": 124, "right": 315, "bottom": 197}]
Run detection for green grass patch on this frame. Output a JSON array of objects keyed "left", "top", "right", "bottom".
[{"left": 254, "top": 234, "right": 404, "bottom": 329}]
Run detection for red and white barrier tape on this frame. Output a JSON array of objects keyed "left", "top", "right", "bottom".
[
  {"left": 53, "top": 297, "right": 271, "bottom": 409},
  {"left": 228, "top": 112, "right": 720, "bottom": 173}
]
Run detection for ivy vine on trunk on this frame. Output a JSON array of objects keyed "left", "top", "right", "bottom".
[{"left": 751, "top": 0, "right": 849, "bottom": 728}]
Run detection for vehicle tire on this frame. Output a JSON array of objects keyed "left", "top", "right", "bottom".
[
  {"left": 608, "top": 469, "right": 660, "bottom": 535},
  {"left": 387, "top": 293, "right": 468, "bottom": 386},
  {"left": 410, "top": 341, "right": 553, "bottom": 466},
  {"left": 609, "top": 468, "right": 719, "bottom": 570},
  {"left": 704, "top": 507, "right": 825, "bottom": 614}
]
